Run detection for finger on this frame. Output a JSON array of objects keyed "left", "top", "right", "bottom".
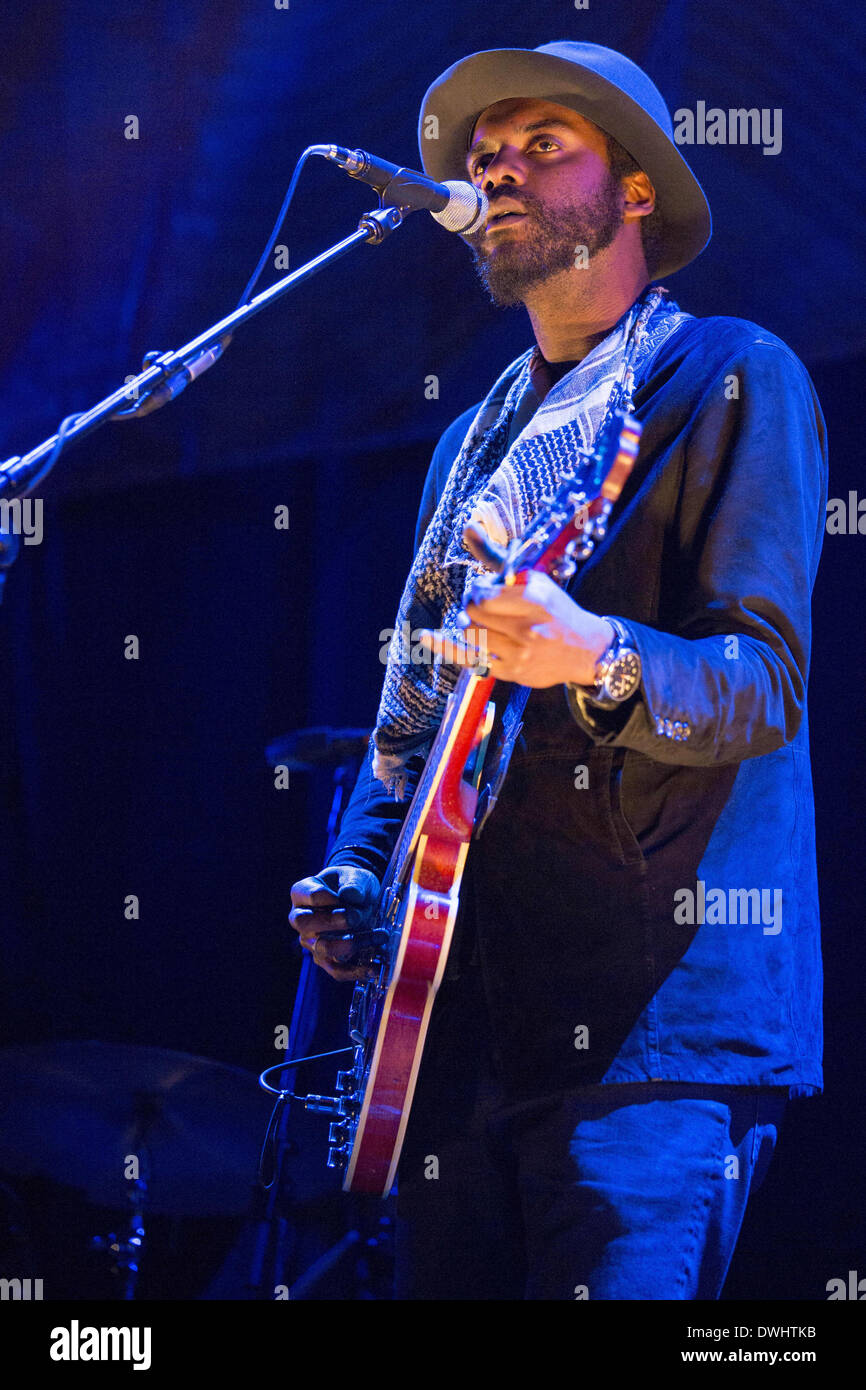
[
  {"left": 486, "top": 647, "right": 534, "bottom": 681},
  {"left": 335, "top": 881, "right": 376, "bottom": 908},
  {"left": 290, "top": 880, "right": 342, "bottom": 909},
  {"left": 299, "top": 934, "right": 376, "bottom": 983},
  {"left": 301, "top": 933, "right": 357, "bottom": 963},
  {"left": 463, "top": 592, "right": 546, "bottom": 627},
  {"left": 461, "top": 521, "right": 507, "bottom": 573},
  {"left": 418, "top": 621, "right": 537, "bottom": 665},
  {"left": 463, "top": 571, "right": 553, "bottom": 620},
  {"left": 467, "top": 628, "right": 528, "bottom": 664},
  {"left": 300, "top": 937, "right": 373, "bottom": 980},
  {"left": 417, "top": 628, "right": 490, "bottom": 668},
  {"left": 299, "top": 925, "right": 369, "bottom": 960},
  {"left": 289, "top": 905, "right": 348, "bottom": 935},
  {"left": 303, "top": 886, "right": 343, "bottom": 907},
  {"left": 482, "top": 629, "right": 540, "bottom": 681}
]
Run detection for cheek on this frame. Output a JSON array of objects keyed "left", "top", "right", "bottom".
[{"left": 535, "top": 155, "right": 610, "bottom": 201}]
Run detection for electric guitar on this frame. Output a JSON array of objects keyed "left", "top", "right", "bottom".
[{"left": 321, "top": 409, "right": 642, "bottom": 1195}]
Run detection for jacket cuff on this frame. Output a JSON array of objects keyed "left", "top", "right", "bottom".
[
  {"left": 563, "top": 613, "right": 644, "bottom": 743},
  {"left": 323, "top": 843, "right": 388, "bottom": 881},
  {"left": 563, "top": 616, "right": 694, "bottom": 753},
  {"left": 564, "top": 679, "right": 640, "bottom": 742}
]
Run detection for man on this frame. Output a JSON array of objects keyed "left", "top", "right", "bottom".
[{"left": 289, "top": 41, "right": 827, "bottom": 1299}]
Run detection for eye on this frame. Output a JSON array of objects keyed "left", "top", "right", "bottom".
[
  {"left": 533, "top": 137, "right": 558, "bottom": 150},
  {"left": 470, "top": 134, "right": 561, "bottom": 176}
]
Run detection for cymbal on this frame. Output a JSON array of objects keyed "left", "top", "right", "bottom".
[
  {"left": 0, "top": 1041, "right": 278, "bottom": 1217},
  {"left": 266, "top": 725, "right": 371, "bottom": 771}
]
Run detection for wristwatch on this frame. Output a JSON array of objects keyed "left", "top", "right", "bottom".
[{"left": 576, "top": 616, "right": 642, "bottom": 710}]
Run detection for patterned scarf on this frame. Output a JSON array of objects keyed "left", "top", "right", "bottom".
[{"left": 372, "top": 285, "right": 693, "bottom": 796}]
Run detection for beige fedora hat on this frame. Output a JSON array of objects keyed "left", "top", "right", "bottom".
[{"left": 417, "top": 40, "right": 712, "bottom": 277}]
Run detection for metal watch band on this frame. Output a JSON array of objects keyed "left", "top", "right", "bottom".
[{"left": 572, "top": 615, "right": 642, "bottom": 710}]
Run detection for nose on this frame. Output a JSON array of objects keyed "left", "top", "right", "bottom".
[{"left": 478, "top": 143, "right": 529, "bottom": 193}]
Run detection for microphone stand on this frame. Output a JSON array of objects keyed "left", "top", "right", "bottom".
[{"left": 0, "top": 201, "right": 407, "bottom": 555}]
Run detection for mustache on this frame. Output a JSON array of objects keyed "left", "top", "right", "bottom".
[{"left": 462, "top": 194, "right": 538, "bottom": 249}]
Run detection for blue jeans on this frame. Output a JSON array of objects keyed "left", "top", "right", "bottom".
[{"left": 394, "top": 950, "right": 786, "bottom": 1300}]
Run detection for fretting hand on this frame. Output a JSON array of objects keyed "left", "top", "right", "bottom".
[{"left": 416, "top": 522, "right": 612, "bottom": 687}]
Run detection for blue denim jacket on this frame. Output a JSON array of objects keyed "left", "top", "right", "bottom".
[{"left": 326, "top": 315, "right": 828, "bottom": 1101}]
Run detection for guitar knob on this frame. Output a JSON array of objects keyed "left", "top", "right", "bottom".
[
  {"left": 591, "top": 499, "right": 613, "bottom": 540},
  {"left": 336, "top": 1069, "right": 357, "bottom": 1094},
  {"left": 549, "top": 555, "right": 577, "bottom": 582},
  {"left": 329, "top": 1120, "right": 353, "bottom": 1147},
  {"left": 327, "top": 1145, "right": 350, "bottom": 1171}
]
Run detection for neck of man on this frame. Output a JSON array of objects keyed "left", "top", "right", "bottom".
[{"left": 522, "top": 246, "right": 650, "bottom": 364}]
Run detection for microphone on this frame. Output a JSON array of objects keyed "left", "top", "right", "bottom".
[{"left": 309, "top": 144, "right": 488, "bottom": 234}]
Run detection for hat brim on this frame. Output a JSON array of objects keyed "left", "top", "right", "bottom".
[{"left": 418, "top": 47, "right": 711, "bottom": 279}]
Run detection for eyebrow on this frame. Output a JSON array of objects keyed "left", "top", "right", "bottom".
[{"left": 466, "top": 118, "right": 577, "bottom": 165}]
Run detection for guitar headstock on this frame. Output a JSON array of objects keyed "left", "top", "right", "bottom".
[{"left": 500, "top": 410, "right": 642, "bottom": 586}]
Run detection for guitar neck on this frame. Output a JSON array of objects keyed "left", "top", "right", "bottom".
[{"left": 379, "top": 666, "right": 486, "bottom": 900}]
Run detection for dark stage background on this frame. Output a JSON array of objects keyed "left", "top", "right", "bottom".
[{"left": 0, "top": 1, "right": 864, "bottom": 1301}]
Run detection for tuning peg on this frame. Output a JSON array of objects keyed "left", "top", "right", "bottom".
[
  {"left": 329, "top": 1120, "right": 353, "bottom": 1147},
  {"left": 590, "top": 499, "right": 614, "bottom": 540}
]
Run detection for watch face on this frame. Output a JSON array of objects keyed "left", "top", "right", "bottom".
[{"left": 607, "top": 650, "right": 641, "bottom": 700}]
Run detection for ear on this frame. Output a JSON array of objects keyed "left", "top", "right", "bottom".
[{"left": 622, "top": 170, "right": 656, "bottom": 222}]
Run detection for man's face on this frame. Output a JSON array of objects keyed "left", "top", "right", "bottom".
[{"left": 461, "top": 98, "right": 626, "bottom": 308}]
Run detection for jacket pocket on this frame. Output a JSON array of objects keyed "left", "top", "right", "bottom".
[{"left": 602, "top": 747, "right": 646, "bottom": 866}]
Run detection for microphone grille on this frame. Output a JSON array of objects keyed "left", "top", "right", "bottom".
[{"left": 431, "top": 182, "right": 488, "bottom": 234}]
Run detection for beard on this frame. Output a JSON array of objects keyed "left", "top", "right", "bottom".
[{"left": 464, "top": 174, "right": 625, "bottom": 308}]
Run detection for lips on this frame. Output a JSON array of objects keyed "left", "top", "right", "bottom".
[
  {"left": 489, "top": 212, "right": 528, "bottom": 237},
  {"left": 486, "top": 202, "right": 528, "bottom": 228}
]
